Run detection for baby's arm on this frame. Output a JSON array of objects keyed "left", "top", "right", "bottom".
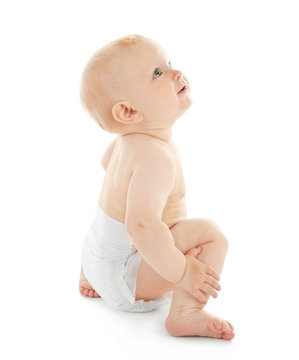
[
  {"left": 125, "top": 146, "right": 186, "bottom": 283},
  {"left": 125, "top": 145, "right": 221, "bottom": 301}
]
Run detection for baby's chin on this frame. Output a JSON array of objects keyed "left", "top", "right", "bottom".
[{"left": 181, "top": 95, "right": 193, "bottom": 111}]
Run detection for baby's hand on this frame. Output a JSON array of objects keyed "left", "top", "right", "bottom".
[
  {"left": 185, "top": 245, "right": 202, "bottom": 258},
  {"left": 175, "top": 255, "right": 221, "bottom": 303}
]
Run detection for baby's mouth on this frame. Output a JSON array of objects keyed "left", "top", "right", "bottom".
[{"left": 177, "top": 85, "right": 187, "bottom": 94}]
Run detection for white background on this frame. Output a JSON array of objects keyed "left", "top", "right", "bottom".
[{"left": 1, "top": 0, "right": 298, "bottom": 359}]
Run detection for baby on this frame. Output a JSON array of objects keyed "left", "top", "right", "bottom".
[{"left": 79, "top": 34, "right": 235, "bottom": 340}]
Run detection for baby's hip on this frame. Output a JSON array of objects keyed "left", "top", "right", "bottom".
[{"left": 81, "top": 224, "right": 135, "bottom": 266}]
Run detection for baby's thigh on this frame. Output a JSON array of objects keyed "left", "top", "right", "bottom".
[
  {"left": 169, "top": 218, "right": 223, "bottom": 254},
  {"left": 135, "top": 257, "right": 174, "bottom": 301}
]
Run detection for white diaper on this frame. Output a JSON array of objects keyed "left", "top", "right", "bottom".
[{"left": 81, "top": 204, "right": 173, "bottom": 312}]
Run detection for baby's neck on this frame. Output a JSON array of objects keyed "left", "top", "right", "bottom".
[{"left": 121, "top": 128, "right": 172, "bottom": 142}]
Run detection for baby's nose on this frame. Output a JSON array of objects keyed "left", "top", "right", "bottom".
[{"left": 173, "top": 69, "right": 182, "bottom": 81}]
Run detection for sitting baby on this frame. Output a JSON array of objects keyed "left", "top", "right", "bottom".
[{"left": 79, "top": 34, "right": 234, "bottom": 340}]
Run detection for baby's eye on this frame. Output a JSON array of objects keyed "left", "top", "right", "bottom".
[{"left": 153, "top": 68, "right": 162, "bottom": 78}]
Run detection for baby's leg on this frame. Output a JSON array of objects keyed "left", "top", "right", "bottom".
[
  {"left": 166, "top": 219, "right": 234, "bottom": 339},
  {"left": 79, "top": 266, "right": 100, "bottom": 298},
  {"left": 136, "top": 218, "right": 235, "bottom": 340}
]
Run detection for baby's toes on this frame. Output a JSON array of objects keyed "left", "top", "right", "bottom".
[
  {"left": 87, "top": 289, "right": 99, "bottom": 297},
  {"left": 227, "top": 321, "right": 234, "bottom": 331},
  {"left": 222, "top": 330, "right": 235, "bottom": 340},
  {"left": 223, "top": 321, "right": 233, "bottom": 334},
  {"left": 212, "top": 319, "right": 223, "bottom": 331},
  {"left": 222, "top": 323, "right": 235, "bottom": 340},
  {"left": 83, "top": 288, "right": 90, "bottom": 296},
  {"left": 80, "top": 286, "right": 100, "bottom": 298},
  {"left": 89, "top": 290, "right": 98, "bottom": 298},
  {"left": 214, "top": 320, "right": 232, "bottom": 334},
  {"left": 79, "top": 287, "right": 85, "bottom": 295}
]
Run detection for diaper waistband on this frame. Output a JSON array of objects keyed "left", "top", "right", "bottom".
[{"left": 90, "top": 204, "right": 132, "bottom": 246}]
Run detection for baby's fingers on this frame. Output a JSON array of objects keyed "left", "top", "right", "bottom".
[
  {"left": 185, "top": 246, "right": 202, "bottom": 258},
  {"left": 193, "top": 289, "right": 208, "bottom": 304},
  {"left": 205, "top": 275, "right": 221, "bottom": 291},
  {"left": 201, "top": 283, "right": 219, "bottom": 298},
  {"left": 205, "top": 265, "right": 220, "bottom": 281}
]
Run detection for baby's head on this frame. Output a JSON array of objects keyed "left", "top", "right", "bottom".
[{"left": 80, "top": 34, "right": 192, "bottom": 134}]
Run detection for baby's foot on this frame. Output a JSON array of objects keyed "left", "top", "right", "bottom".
[
  {"left": 79, "top": 265, "right": 100, "bottom": 298},
  {"left": 165, "top": 308, "right": 235, "bottom": 340}
]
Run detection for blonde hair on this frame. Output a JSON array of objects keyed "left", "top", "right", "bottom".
[{"left": 80, "top": 34, "right": 146, "bottom": 133}]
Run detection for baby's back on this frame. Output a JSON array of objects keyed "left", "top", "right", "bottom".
[{"left": 98, "top": 134, "right": 187, "bottom": 229}]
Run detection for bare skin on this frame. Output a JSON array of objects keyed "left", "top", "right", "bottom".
[
  {"left": 79, "top": 135, "right": 235, "bottom": 340},
  {"left": 79, "top": 38, "right": 235, "bottom": 339},
  {"left": 164, "top": 221, "right": 235, "bottom": 340}
]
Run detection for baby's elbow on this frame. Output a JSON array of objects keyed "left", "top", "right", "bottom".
[
  {"left": 126, "top": 216, "right": 160, "bottom": 234},
  {"left": 126, "top": 222, "right": 145, "bottom": 235}
]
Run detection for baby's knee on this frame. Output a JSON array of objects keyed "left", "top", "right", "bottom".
[
  {"left": 218, "top": 232, "right": 229, "bottom": 251},
  {"left": 205, "top": 219, "right": 228, "bottom": 249},
  {"left": 215, "top": 228, "right": 229, "bottom": 251},
  {"left": 205, "top": 219, "right": 222, "bottom": 232}
]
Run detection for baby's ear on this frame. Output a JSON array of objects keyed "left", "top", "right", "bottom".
[{"left": 112, "top": 101, "right": 143, "bottom": 125}]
